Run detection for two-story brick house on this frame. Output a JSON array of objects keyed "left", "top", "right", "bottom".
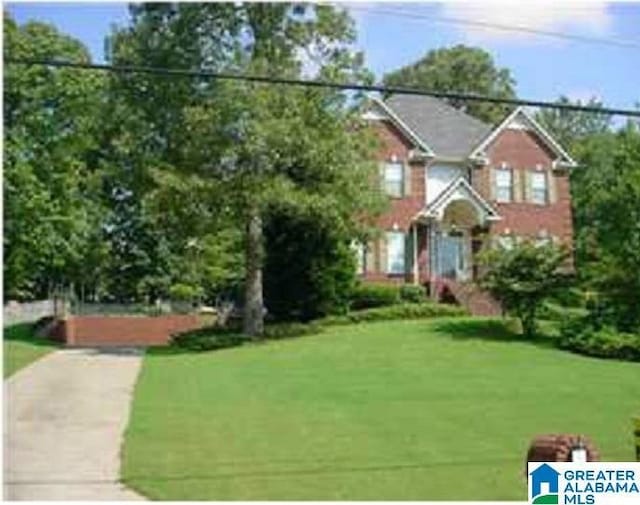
[{"left": 357, "top": 94, "right": 576, "bottom": 304}]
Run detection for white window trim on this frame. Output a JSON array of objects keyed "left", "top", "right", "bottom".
[
  {"left": 495, "top": 167, "right": 513, "bottom": 203},
  {"left": 384, "top": 161, "right": 404, "bottom": 198},
  {"left": 386, "top": 231, "right": 406, "bottom": 275},
  {"left": 531, "top": 171, "right": 548, "bottom": 205}
]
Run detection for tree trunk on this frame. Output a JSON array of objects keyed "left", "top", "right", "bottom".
[{"left": 243, "top": 207, "right": 264, "bottom": 338}]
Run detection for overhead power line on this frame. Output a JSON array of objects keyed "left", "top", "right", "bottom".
[
  {"left": 347, "top": 5, "right": 640, "bottom": 50},
  {"left": 6, "top": 58, "right": 640, "bottom": 118}
]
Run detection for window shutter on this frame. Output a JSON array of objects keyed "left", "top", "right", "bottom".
[
  {"left": 489, "top": 168, "right": 497, "bottom": 200},
  {"left": 405, "top": 233, "right": 413, "bottom": 276},
  {"left": 366, "top": 241, "right": 376, "bottom": 273},
  {"left": 547, "top": 172, "right": 558, "bottom": 204},
  {"left": 512, "top": 169, "right": 522, "bottom": 203},
  {"left": 378, "top": 236, "right": 387, "bottom": 274},
  {"left": 403, "top": 163, "right": 411, "bottom": 197}
]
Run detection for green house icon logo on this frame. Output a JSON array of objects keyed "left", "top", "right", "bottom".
[{"left": 530, "top": 463, "right": 560, "bottom": 504}]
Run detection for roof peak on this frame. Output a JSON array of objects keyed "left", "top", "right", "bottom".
[{"left": 379, "top": 94, "right": 493, "bottom": 160}]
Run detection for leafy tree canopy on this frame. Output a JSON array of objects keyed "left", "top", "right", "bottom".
[
  {"left": 3, "top": 13, "right": 107, "bottom": 300},
  {"left": 383, "top": 44, "right": 516, "bottom": 124},
  {"left": 479, "top": 243, "right": 569, "bottom": 338}
]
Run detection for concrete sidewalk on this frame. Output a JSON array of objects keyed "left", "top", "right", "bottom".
[{"left": 4, "top": 347, "right": 145, "bottom": 501}]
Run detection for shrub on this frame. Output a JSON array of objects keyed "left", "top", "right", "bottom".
[
  {"left": 322, "top": 302, "right": 466, "bottom": 325},
  {"left": 171, "top": 327, "right": 246, "bottom": 352},
  {"left": 478, "top": 243, "right": 569, "bottom": 338},
  {"left": 558, "top": 318, "right": 640, "bottom": 362},
  {"left": 350, "top": 283, "right": 400, "bottom": 310},
  {"left": 538, "top": 302, "right": 588, "bottom": 322},
  {"left": 169, "top": 283, "right": 203, "bottom": 301},
  {"left": 263, "top": 321, "right": 325, "bottom": 340},
  {"left": 264, "top": 208, "right": 355, "bottom": 321},
  {"left": 547, "top": 287, "right": 585, "bottom": 308},
  {"left": 399, "top": 284, "right": 427, "bottom": 303}
]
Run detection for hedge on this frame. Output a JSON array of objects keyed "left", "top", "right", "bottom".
[
  {"left": 349, "top": 283, "right": 400, "bottom": 310},
  {"left": 558, "top": 318, "right": 640, "bottom": 362},
  {"left": 322, "top": 302, "right": 466, "bottom": 326},
  {"left": 171, "top": 302, "right": 467, "bottom": 352}
]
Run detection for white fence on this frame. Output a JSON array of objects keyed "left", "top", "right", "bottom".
[{"left": 3, "top": 299, "right": 57, "bottom": 327}]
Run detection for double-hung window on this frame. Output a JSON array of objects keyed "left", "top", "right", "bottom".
[
  {"left": 384, "top": 162, "right": 404, "bottom": 198},
  {"left": 495, "top": 168, "right": 512, "bottom": 202},
  {"left": 353, "top": 242, "right": 366, "bottom": 275},
  {"left": 386, "top": 232, "right": 405, "bottom": 274},
  {"left": 531, "top": 172, "right": 548, "bottom": 204}
]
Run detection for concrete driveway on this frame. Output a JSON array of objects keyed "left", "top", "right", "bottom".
[{"left": 4, "top": 347, "right": 145, "bottom": 500}]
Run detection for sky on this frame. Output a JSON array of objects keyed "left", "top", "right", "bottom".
[{"left": 6, "top": 1, "right": 640, "bottom": 112}]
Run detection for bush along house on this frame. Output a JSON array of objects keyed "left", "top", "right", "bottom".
[{"left": 357, "top": 95, "right": 577, "bottom": 314}]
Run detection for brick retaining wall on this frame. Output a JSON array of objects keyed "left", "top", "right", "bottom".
[{"left": 52, "top": 314, "right": 203, "bottom": 346}]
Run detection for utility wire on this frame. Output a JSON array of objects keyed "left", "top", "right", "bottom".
[
  {"left": 347, "top": 4, "right": 640, "bottom": 50},
  {"left": 6, "top": 58, "right": 640, "bottom": 118}
]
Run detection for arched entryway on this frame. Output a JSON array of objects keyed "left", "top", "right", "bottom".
[{"left": 431, "top": 199, "right": 488, "bottom": 282}]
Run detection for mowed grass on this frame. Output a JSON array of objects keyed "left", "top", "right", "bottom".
[
  {"left": 4, "top": 323, "right": 57, "bottom": 378},
  {"left": 122, "top": 318, "right": 640, "bottom": 500}
]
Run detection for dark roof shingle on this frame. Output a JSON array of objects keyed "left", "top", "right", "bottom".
[{"left": 384, "top": 94, "right": 493, "bottom": 159}]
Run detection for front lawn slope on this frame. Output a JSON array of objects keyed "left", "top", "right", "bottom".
[{"left": 122, "top": 318, "right": 640, "bottom": 500}]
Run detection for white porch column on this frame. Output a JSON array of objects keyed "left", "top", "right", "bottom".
[{"left": 412, "top": 224, "right": 419, "bottom": 284}]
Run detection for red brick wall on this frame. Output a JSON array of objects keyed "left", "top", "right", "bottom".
[
  {"left": 57, "top": 315, "right": 203, "bottom": 346},
  {"left": 364, "top": 119, "right": 575, "bottom": 286},
  {"left": 479, "top": 128, "right": 574, "bottom": 248},
  {"left": 372, "top": 120, "right": 426, "bottom": 231}
]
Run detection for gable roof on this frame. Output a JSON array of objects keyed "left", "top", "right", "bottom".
[
  {"left": 418, "top": 176, "right": 501, "bottom": 222},
  {"left": 382, "top": 94, "right": 493, "bottom": 160},
  {"left": 369, "top": 98, "right": 435, "bottom": 156},
  {"left": 469, "top": 107, "right": 578, "bottom": 167}
]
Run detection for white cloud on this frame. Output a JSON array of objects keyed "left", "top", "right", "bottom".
[{"left": 440, "top": 2, "right": 613, "bottom": 44}]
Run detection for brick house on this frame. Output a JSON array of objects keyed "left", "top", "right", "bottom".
[{"left": 357, "top": 95, "right": 576, "bottom": 306}]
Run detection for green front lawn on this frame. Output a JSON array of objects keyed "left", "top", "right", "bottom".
[
  {"left": 4, "top": 323, "right": 58, "bottom": 378},
  {"left": 122, "top": 318, "right": 640, "bottom": 500}
]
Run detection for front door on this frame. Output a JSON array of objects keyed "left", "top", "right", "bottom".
[{"left": 434, "top": 231, "right": 470, "bottom": 281}]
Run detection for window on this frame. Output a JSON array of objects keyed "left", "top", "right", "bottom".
[
  {"left": 531, "top": 172, "right": 548, "bottom": 204},
  {"left": 495, "top": 168, "right": 512, "bottom": 202},
  {"left": 384, "top": 162, "right": 404, "bottom": 198},
  {"left": 386, "top": 232, "right": 405, "bottom": 274},
  {"left": 353, "top": 242, "right": 366, "bottom": 274}
]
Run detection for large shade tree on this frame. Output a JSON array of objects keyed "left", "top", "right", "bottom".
[
  {"left": 107, "top": 3, "right": 383, "bottom": 335},
  {"left": 569, "top": 122, "right": 640, "bottom": 331},
  {"left": 3, "top": 13, "right": 107, "bottom": 300},
  {"left": 383, "top": 45, "right": 517, "bottom": 124}
]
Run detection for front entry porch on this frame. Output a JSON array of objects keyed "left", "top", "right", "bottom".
[{"left": 408, "top": 176, "right": 501, "bottom": 290}]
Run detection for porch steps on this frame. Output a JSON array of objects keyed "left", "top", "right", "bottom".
[{"left": 436, "top": 279, "right": 502, "bottom": 317}]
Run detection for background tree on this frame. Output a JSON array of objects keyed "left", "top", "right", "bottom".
[
  {"left": 569, "top": 123, "right": 640, "bottom": 332},
  {"left": 4, "top": 13, "right": 106, "bottom": 300},
  {"left": 479, "top": 243, "right": 569, "bottom": 338},
  {"left": 383, "top": 45, "right": 516, "bottom": 124},
  {"left": 535, "top": 95, "right": 612, "bottom": 154}
]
